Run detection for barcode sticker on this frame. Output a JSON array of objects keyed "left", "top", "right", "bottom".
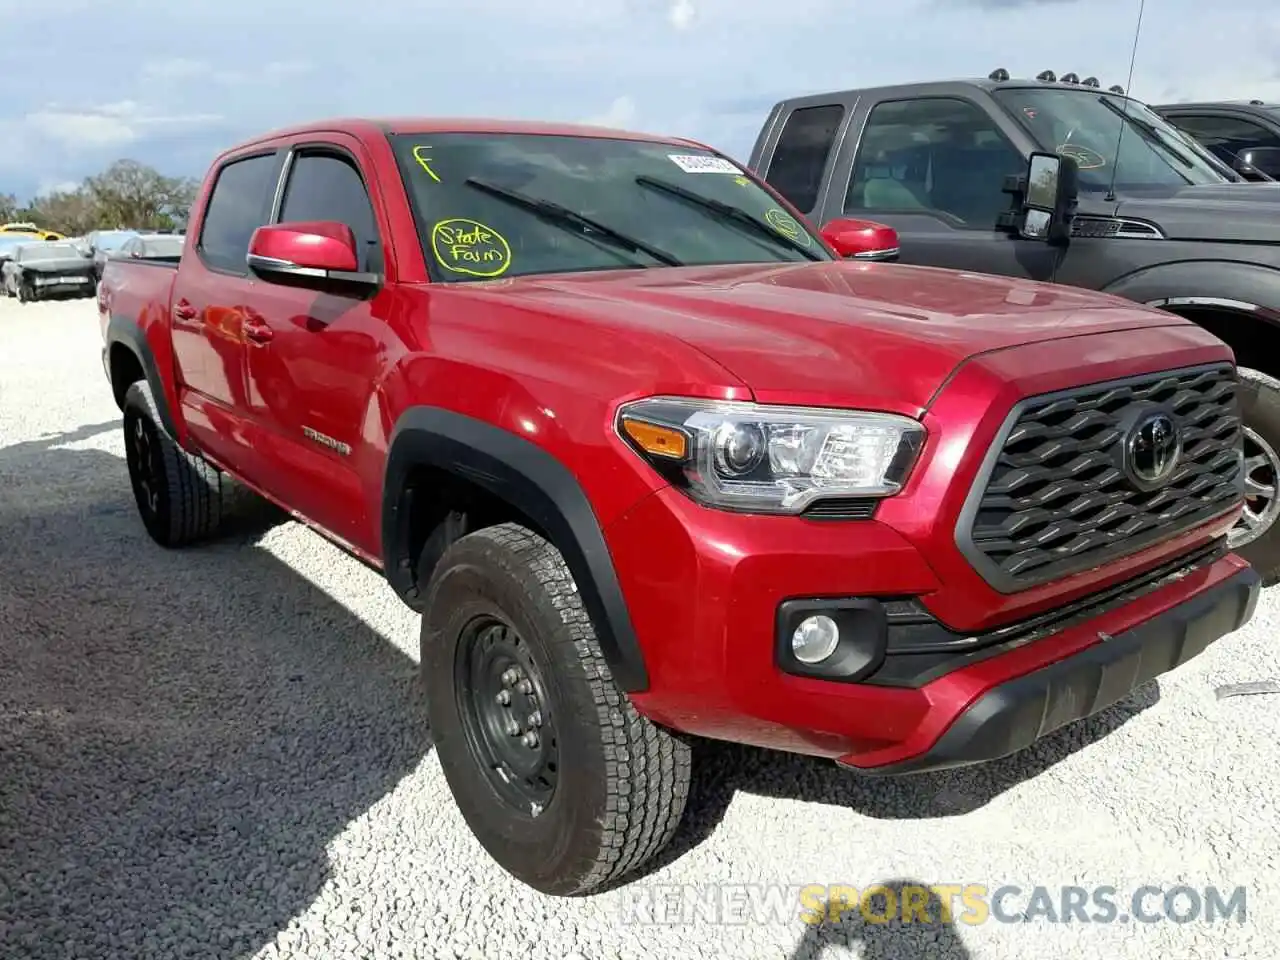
[{"left": 668, "top": 154, "right": 742, "bottom": 174}]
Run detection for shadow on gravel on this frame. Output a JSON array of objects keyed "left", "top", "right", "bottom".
[
  {"left": 787, "top": 881, "right": 974, "bottom": 960},
  {"left": 640, "top": 668, "right": 1161, "bottom": 880},
  {"left": 0, "top": 425, "right": 432, "bottom": 960}
]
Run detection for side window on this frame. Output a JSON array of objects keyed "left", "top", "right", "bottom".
[
  {"left": 1164, "top": 114, "right": 1280, "bottom": 163},
  {"left": 845, "top": 98, "right": 1025, "bottom": 230},
  {"left": 198, "top": 153, "right": 281, "bottom": 274},
  {"left": 278, "top": 151, "right": 382, "bottom": 273},
  {"left": 762, "top": 104, "right": 845, "bottom": 214}
]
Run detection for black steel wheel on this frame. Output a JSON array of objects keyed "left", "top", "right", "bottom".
[
  {"left": 120, "top": 381, "right": 224, "bottom": 547},
  {"left": 421, "top": 523, "right": 691, "bottom": 896},
  {"left": 456, "top": 616, "right": 559, "bottom": 815}
]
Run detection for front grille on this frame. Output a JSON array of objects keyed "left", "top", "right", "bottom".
[{"left": 957, "top": 364, "right": 1244, "bottom": 592}]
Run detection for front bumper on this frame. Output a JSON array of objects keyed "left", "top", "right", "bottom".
[
  {"left": 611, "top": 486, "right": 1254, "bottom": 769},
  {"left": 847, "top": 562, "right": 1259, "bottom": 775}
]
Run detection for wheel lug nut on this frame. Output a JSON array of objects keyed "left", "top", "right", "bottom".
[
  {"left": 495, "top": 691, "right": 511, "bottom": 706},
  {"left": 516, "top": 679, "right": 533, "bottom": 694},
  {"left": 527, "top": 711, "right": 542, "bottom": 727},
  {"left": 522, "top": 731, "right": 539, "bottom": 748},
  {"left": 501, "top": 669, "right": 518, "bottom": 686},
  {"left": 504, "top": 719, "right": 521, "bottom": 736}
]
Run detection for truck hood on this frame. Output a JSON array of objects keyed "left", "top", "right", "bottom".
[
  {"left": 1112, "top": 181, "right": 1280, "bottom": 243},
  {"left": 490, "top": 261, "right": 1187, "bottom": 413}
]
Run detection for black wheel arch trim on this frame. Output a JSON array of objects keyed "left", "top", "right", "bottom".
[
  {"left": 105, "top": 314, "right": 178, "bottom": 438},
  {"left": 382, "top": 406, "right": 650, "bottom": 693}
]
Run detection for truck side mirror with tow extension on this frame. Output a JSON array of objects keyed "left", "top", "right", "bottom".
[
  {"left": 1018, "top": 151, "right": 1078, "bottom": 247},
  {"left": 246, "top": 220, "right": 378, "bottom": 289},
  {"left": 819, "top": 217, "right": 900, "bottom": 261}
]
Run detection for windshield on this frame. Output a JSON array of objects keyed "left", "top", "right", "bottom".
[
  {"left": 389, "top": 132, "right": 830, "bottom": 282},
  {"left": 19, "top": 243, "right": 79, "bottom": 261},
  {"left": 994, "top": 88, "right": 1229, "bottom": 190}
]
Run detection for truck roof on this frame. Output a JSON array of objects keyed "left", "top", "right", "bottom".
[
  {"left": 226, "top": 117, "right": 707, "bottom": 154},
  {"left": 772, "top": 72, "right": 1144, "bottom": 107}
]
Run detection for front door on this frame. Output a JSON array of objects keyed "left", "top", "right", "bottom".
[
  {"left": 242, "top": 140, "right": 393, "bottom": 554},
  {"left": 827, "top": 96, "right": 1060, "bottom": 282}
]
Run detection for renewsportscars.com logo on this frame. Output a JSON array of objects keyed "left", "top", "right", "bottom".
[{"left": 615, "top": 883, "right": 1249, "bottom": 927}]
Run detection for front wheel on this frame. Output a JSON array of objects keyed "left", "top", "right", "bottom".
[
  {"left": 1229, "top": 367, "right": 1280, "bottom": 584},
  {"left": 420, "top": 523, "right": 691, "bottom": 896}
]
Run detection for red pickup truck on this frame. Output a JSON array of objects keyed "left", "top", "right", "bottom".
[{"left": 98, "top": 117, "right": 1258, "bottom": 896}]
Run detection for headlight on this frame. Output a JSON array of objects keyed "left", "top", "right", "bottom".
[{"left": 616, "top": 397, "right": 926, "bottom": 514}]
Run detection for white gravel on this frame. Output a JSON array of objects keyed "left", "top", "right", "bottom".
[{"left": 1, "top": 296, "right": 1278, "bottom": 960}]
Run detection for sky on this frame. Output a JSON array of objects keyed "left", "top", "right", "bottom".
[{"left": 2, "top": 0, "right": 1279, "bottom": 201}]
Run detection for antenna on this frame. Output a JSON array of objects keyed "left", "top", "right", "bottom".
[{"left": 1104, "top": 0, "right": 1146, "bottom": 202}]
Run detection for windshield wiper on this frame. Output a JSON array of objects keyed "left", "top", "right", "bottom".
[
  {"left": 1096, "top": 97, "right": 1196, "bottom": 173},
  {"left": 463, "top": 177, "right": 682, "bottom": 267},
  {"left": 634, "top": 175, "right": 824, "bottom": 262}
]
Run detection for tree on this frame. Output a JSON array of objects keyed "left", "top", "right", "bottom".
[
  {"left": 27, "top": 189, "right": 99, "bottom": 237},
  {"left": 83, "top": 160, "right": 197, "bottom": 231},
  {"left": 0, "top": 192, "right": 18, "bottom": 223}
]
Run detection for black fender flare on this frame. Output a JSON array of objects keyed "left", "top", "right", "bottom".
[
  {"left": 1102, "top": 261, "right": 1280, "bottom": 334},
  {"left": 105, "top": 314, "right": 178, "bottom": 438},
  {"left": 381, "top": 406, "right": 649, "bottom": 693}
]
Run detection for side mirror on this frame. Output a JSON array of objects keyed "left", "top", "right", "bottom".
[
  {"left": 819, "top": 217, "right": 900, "bottom": 261},
  {"left": 1237, "top": 147, "right": 1280, "bottom": 180},
  {"left": 246, "top": 221, "right": 375, "bottom": 287},
  {"left": 1019, "top": 151, "right": 1078, "bottom": 246}
]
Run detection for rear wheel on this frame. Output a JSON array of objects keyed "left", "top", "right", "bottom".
[
  {"left": 122, "top": 381, "right": 224, "bottom": 546},
  {"left": 1230, "top": 367, "right": 1280, "bottom": 585},
  {"left": 421, "top": 523, "right": 691, "bottom": 896}
]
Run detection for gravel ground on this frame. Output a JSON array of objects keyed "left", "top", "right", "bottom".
[{"left": 1, "top": 296, "right": 1278, "bottom": 960}]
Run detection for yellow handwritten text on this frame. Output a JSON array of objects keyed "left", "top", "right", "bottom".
[
  {"left": 431, "top": 218, "right": 512, "bottom": 278},
  {"left": 412, "top": 145, "right": 441, "bottom": 182},
  {"left": 764, "top": 208, "right": 811, "bottom": 247}
]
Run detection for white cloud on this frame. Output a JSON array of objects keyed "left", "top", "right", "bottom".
[
  {"left": 582, "top": 95, "right": 639, "bottom": 129},
  {"left": 668, "top": 0, "right": 695, "bottom": 29},
  {"left": 19, "top": 101, "right": 223, "bottom": 151}
]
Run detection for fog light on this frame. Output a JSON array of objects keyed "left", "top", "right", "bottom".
[{"left": 791, "top": 615, "right": 840, "bottom": 663}]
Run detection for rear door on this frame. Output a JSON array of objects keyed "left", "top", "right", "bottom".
[
  {"left": 171, "top": 148, "right": 284, "bottom": 468},
  {"left": 240, "top": 135, "right": 397, "bottom": 554}
]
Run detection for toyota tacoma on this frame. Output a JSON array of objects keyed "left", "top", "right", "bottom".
[{"left": 99, "top": 116, "right": 1257, "bottom": 896}]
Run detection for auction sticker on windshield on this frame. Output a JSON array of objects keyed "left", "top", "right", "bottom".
[
  {"left": 764, "top": 208, "right": 811, "bottom": 247},
  {"left": 668, "top": 154, "right": 742, "bottom": 174}
]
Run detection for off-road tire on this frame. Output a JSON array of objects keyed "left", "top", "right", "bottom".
[
  {"left": 16, "top": 280, "right": 33, "bottom": 303},
  {"left": 122, "top": 380, "right": 224, "bottom": 547},
  {"left": 1233, "top": 367, "right": 1280, "bottom": 585},
  {"left": 420, "top": 523, "right": 691, "bottom": 896}
]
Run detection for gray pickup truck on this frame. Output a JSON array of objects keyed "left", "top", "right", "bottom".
[
  {"left": 1152, "top": 99, "right": 1280, "bottom": 182},
  {"left": 747, "top": 69, "right": 1280, "bottom": 583}
]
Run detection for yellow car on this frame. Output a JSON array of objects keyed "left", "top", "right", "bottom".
[{"left": 0, "top": 222, "right": 64, "bottom": 241}]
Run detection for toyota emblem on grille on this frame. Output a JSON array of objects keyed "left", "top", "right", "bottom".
[{"left": 1124, "top": 412, "right": 1181, "bottom": 489}]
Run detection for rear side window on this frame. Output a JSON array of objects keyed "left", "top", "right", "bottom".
[
  {"left": 278, "top": 152, "right": 383, "bottom": 272},
  {"left": 198, "top": 152, "right": 281, "bottom": 273},
  {"left": 762, "top": 104, "right": 845, "bottom": 214}
]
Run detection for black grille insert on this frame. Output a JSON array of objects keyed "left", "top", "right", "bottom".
[{"left": 957, "top": 364, "right": 1244, "bottom": 592}]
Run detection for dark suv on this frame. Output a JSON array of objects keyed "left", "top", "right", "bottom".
[{"left": 748, "top": 70, "right": 1280, "bottom": 583}]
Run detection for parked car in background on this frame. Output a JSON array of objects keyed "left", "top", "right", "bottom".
[
  {"left": 1152, "top": 100, "right": 1280, "bottom": 182},
  {"left": 0, "top": 221, "right": 65, "bottom": 241},
  {"left": 116, "top": 233, "right": 185, "bottom": 263},
  {"left": 86, "top": 229, "right": 140, "bottom": 282},
  {"left": 748, "top": 69, "right": 1280, "bottom": 583},
  {"left": 99, "top": 115, "right": 1255, "bottom": 896},
  {"left": 5, "top": 240, "right": 97, "bottom": 301},
  {"left": 0, "top": 233, "right": 32, "bottom": 274}
]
